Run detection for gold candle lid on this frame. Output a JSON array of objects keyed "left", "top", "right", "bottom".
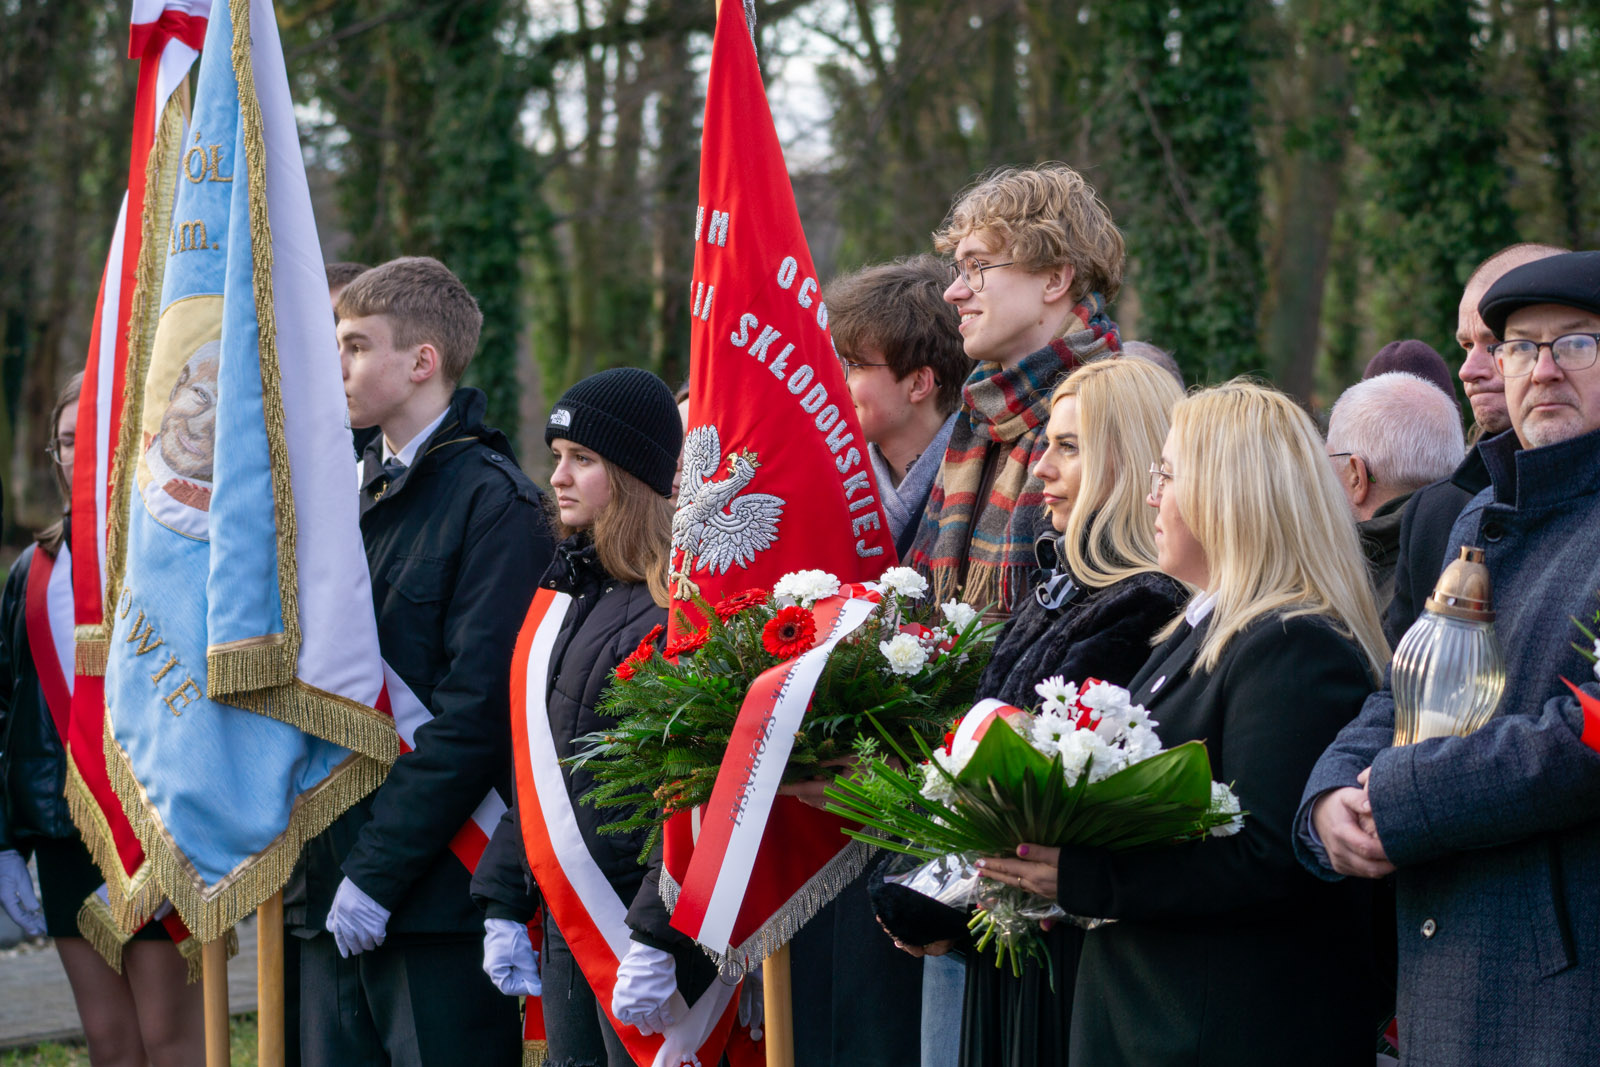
[{"left": 1424, "top": 545, "right": 1494, "bottom": 622}]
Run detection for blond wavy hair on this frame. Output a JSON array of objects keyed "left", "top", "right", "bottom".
[
  {"left": 1159, "top": 380, "right": 1390, "bottom": 678},
  {"left": 554, "top": 457, "right": 675, "bottom": 608},
  {"left": 1050, "top": 358, "right": 1182, "bottom": 589},
  {"left": 934, "top": 162, "right": 1126, "bottom": 305}
]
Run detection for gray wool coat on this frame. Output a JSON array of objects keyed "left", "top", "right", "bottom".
[{"left": 1296, "top": 426, "right": 1600, "bottom": 1067}]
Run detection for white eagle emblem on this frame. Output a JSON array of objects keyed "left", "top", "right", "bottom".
[{"left": 670, "top": 425, "right": 785, "bottom": 600}]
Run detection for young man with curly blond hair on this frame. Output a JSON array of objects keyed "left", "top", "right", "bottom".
[{"left": 907, "top": 163, "right": 1125, "bottom": 615}]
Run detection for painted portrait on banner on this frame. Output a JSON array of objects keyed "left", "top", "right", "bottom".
[{"left": 137, "top": 294, "right": 222, "bottom": 540}]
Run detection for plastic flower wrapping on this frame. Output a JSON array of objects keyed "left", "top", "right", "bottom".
[
  {"left": 571, "top": 569, "right": 999, "bottom": 856},
  {"left": 824, "top": 677, "right": 1245, "bottom": 975}
]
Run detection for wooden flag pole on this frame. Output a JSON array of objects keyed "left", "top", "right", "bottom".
[
  {"left": 257, "top": 891, "right": 286, "bottom": 1067},
  {"left": 202, "top": 937, "right": 231, "bottom": 1066},
  {"left": 762, "top": 944, "right": 795, "bottom": 1067}
]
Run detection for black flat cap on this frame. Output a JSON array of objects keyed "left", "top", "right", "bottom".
[{"left": 1479, "top": 250, "right": 1600, "bottom": 338}]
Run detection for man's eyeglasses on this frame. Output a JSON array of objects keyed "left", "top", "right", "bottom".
[
  {"left": 1148, "top": 464, "right": 1175, "bottom": 501},
  {"left": 1489, "top": 333, "right": 1600, "bottom": 378},
  {"left": 1327, "top": 451, "right": 1376, "bottom": 484},
  {"left": 45, "top": 434, "right": 74, "bottom": 465},
  {"left": 841, "top": 358, "right": 890, "bottom": 379},
  {"left": 949, "top": 256, "right": 1014, "bottom": 293}
]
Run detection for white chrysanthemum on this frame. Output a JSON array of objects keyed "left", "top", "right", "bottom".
[
  {"left": 1207, "top": 780, "right": 1245, "bottom": 837},
  {"left": 880, "top": 567, "right": 929, "bottom": 599},
  {"left": 774, "top": 569, "right": 840, "bottom": 606},
  {"left": 1054, "top": 728, "right": 1100, "bottom": 783},
  {"left": 1034, "top": 675, "right": 1077, "bottom": 712},
  {"left": 880, "top": 632, "right": 930, "bottom": 675},
  {"left": 940, "top": 600, "right": 980, "bottom": 631},
  {"left": 1593, "top": 637, "right": 1600, "bottom": 679}
]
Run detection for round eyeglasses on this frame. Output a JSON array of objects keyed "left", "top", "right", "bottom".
[{"left": 949, "top": 256, "right": 1014, "bottom": 293}]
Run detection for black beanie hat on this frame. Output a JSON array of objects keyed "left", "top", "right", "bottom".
[
  {"left": 1479, "top": 251, "right": 1600, "bottom": 338},
  {"left": 545, "top": 367, "right": 682, "bottom": 496}
]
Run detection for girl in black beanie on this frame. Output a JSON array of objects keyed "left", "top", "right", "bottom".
[{"left": 472, "top": 367, "right": 686, "bottom": 1066}]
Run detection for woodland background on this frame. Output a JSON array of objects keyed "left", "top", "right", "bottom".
[{"left": 0, "top": 0, "right": 1592, "bottom": 534}]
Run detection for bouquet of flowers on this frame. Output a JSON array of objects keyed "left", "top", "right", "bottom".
[
  {"left": 824, "top": 676, "right": 1245, "bottom": 974},
  {"left": 572, "top": 567, "right": 999, "bottom": 855}
]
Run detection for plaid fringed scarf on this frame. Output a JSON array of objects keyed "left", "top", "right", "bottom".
[{"left": 908, "top": 295, "right": 1121, "bottom": 614}]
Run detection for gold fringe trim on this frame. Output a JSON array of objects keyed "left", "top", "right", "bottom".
[
  {"left": 178, "top": 926, "right": 240, "bottom": 984},
  {"left": 659, "top": 837, "right": 879, "bottom": 980},
  {"left": 521, "top": 1039, "right": 548, "bottom": 1067},
  {"left": 205, "top": 640, "right": 294, "bottom": 699},
  {"left": 103, "top": 717, "right": 388, "bottom": 943},
  {"left": 104, "top": 90, "right": 187, "bottom": 630},
  {"left": 226, "top": 0, "right": 304, "bottom": 697},
  {"left": 75, "top": 628, "right": 109, "bottom": 676},
  {"left": 223, "top": 679, "right": 399, "bottom": 763},
  {"left": 76, "top": 892, "right": 135, "bottom": 973},
  {"left": 64, "top": 759, "right": 164, "bottom": 931}
]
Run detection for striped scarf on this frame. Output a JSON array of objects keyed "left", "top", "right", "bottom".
[{"left": 908, "top": 295, "right": 1120, "bottom": 614}]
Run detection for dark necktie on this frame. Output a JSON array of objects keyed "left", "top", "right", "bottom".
[{"left": 382, "top": 456, "right": 407, "bottom": 483}]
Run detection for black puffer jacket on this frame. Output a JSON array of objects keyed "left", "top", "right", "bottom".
[
  {"left": 0, "top": 543, "right": 74, "bottom": 851},
  {"left": 296, "top": 388, "right": 552, "bottom": 936},
  {"left": 471, "top": 536, "right": 665, "bottom": 921}
]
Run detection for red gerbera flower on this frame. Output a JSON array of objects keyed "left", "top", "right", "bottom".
[
  {"left": 664, "top": 627, "right": 711, "bottom": 660},
  {"left": 629, "top": 625, "right": 665, "bottom": 663},
  {"left": 615, "top": 660, "right": 638, "bottom": 682},
  {"left": 762, "top": 605, "right": 818, "bottom": 659},
  {"left": 712, "top": 588, "right": 770, "bottom": 621}
]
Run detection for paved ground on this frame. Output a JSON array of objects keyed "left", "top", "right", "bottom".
[{"left": 0, "top": 918, "right": 259, "bottom": 1050}]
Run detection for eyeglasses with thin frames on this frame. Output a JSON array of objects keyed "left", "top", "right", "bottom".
[
  {"left": 949, "top": 256, "right": 1014, "bottom": 293},
  {"left": 1488, "top": 332, "right": 1600, "bottom": 378},
  {"left": 1148, "top": 463, "right": 1174, "bottom": 501},
  {"left": 45, "top": 434, "right": 74, "bottom": 466}
]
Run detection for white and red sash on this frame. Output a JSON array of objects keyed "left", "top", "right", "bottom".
[
  {"left": 668, "top": 587, "right": 881, "bottom": 959},
  {"left": 25, "top": 545, "right": 74, "bottom": 744},
  {"left": 512, "top": 588, "right": 738, "bottom": 1067}
]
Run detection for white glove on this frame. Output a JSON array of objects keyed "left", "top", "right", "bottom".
[
  {"left": 325, "top": 877, "right": 390, "bottom": 958},
  {"left": 483, "top": 918, "right": 541, "bottom": 996},
  {"left": 611, "top": 941, "right": 678, "bottom": 1035},
  {"left": 0, "top": 850, "right": 45, "bottom": 938},
  {"left": 739, "top": 968, "right": 764, "bottom": 1041}
]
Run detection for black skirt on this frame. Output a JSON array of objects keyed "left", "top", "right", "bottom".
[
  {"left": 29, "top": 835, "right": 171, "bottom": 941},
  {"left": 960, "top": 923, "right": 1083, "bottom": 1067}
]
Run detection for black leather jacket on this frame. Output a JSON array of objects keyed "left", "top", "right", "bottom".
[{"left": 0, "top": 543, "right": 74, "bottom": 851}]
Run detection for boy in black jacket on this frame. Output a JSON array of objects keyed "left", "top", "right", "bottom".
[{"left": 293, "top": 256, "right": 552, "bottom": 1066}]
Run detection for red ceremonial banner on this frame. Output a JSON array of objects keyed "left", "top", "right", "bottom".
[{"left": 664, "top": 0, "right": 897, "bottom": 968}]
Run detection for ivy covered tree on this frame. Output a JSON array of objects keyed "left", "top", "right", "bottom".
[
  {"left": 1104, "top": 0, "right": 1267, "bottom": 383},
  {"left": 1340, "top": 0, "right": 1516, "bottom": 348},
  {"left": 284, "top": 0, "right": 538, "bottom": 443}
]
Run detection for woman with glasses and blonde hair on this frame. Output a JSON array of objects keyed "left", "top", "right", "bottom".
[
  {"left": 875, "top": 357, "right": 1188, "bottom": 1067},
  {"left": 981, "top": 378, "right": 1386, "bottom": 1063},
  {"left": 0, "top": 373, "right": 206, "bottom": 1065}
]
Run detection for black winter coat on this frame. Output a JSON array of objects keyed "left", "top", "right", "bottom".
[
  {"left": 1062, "top": 611, "right": 1377, "bottom": 1065},
  {"left": 955, "top": 544, "right": 1186, "bottom": 1067},
  {"left": 1384, "top": 447, "right": 1489, "bottom": 645},
  {"left": 470, "top": 538, "right": 721, "bottom": 1001},
  {"left": 0, "top": 544, "right": 74, "bottom": 850},
  {"left": 472, "top": 535, "right": 665, "bottom": 918},
  {"left": 296, "top": 388, "right": 552, "bottom": 936}
]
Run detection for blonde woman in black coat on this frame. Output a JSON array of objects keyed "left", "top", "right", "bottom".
[
  {"left": 981, "top": 380, "right": 1388, "bottom": 1064},
  {"left": 875, "top": 358, "right": 1187, "bottom": 1067}
]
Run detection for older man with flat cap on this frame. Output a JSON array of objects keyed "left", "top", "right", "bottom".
[{"left": 1295, "top": 250, "right": 1600, "bottom": 1066}]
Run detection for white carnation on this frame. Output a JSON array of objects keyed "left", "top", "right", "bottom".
[
  {"left": 940, "top": 600, "right": 980, "bottom": 631},
  {"left": 774, "top": 569, "right": 840, "bottom": 606},
  {"left": 880, "top": 632, "right": 930, "bottom": 676},
  {"left": 1207, "top": 780, "right": 1245, "bottom": 837},
  {"left": 1034, "top": 675, "right": 1077, "bottom": 712},
  {"left": 880, "top": 567, "right": 929, "bottom": 599}
]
